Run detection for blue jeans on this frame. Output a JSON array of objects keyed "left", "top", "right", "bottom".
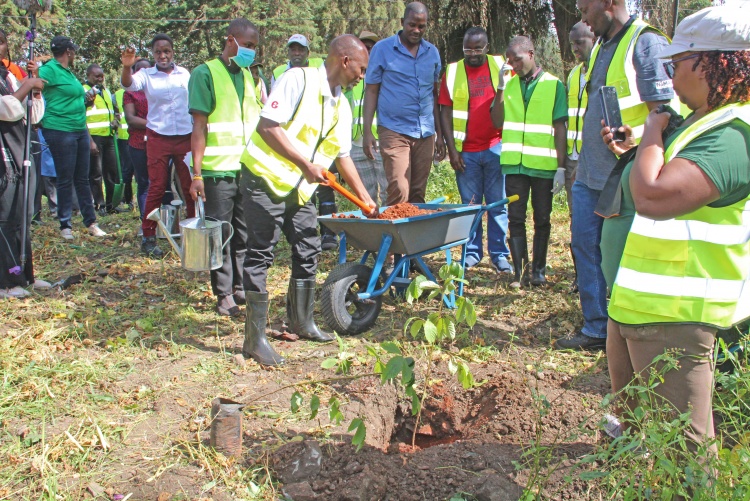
[
  {"left": 129, "top": 145, "right": 149, "bottom": 219},
  {"left": 43, "top": 128, "right": 96, "bottom": 230},
  {"left": 455, "top": 144, "right": 509, "bottom": 265},
  {"left": 571, "top": 181, "right": 608, "bottom": 338}
]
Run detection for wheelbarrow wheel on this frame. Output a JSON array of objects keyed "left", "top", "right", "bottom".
[{"left": 321, "top": 263, "right": 382, "bottom": 335}]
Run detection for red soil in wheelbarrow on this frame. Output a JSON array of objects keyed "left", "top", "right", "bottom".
[{"left": 330, "top": 203, "right": 437, "bottom": 220}]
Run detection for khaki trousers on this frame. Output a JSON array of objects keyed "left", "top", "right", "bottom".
[
  {"left": 607, "top": 319, "right": 717, "bottom": 454},
  {"left": 377, "top": 126, "right": 435, "bottom": 206}
]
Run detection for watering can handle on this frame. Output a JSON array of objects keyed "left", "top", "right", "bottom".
[
  {"left": 221, "top": 221, "right": 234, "bottom": 251},
  {"left": 196, "top": 197, "right": 206, "bottom": 226}
]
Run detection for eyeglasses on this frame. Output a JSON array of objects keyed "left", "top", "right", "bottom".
[
  {"left": 463, "top": 44, "right": 488, "bottom": 56},
  {"left": 663, "top": 53, "right": 701, "bottom": 79}
]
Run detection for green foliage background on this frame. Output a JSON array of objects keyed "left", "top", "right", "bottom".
[{"left": 0, "top": 0, "right": 712, "bottom": 85}]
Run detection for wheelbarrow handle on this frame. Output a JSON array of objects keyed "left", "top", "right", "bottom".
[
  {"left": 467, "top": 194, "right": 520, "bottom": 241},
  {"left": 323, "top": 170, "right": 371, "bottom": 213}
]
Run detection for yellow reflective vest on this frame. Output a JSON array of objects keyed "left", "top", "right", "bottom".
[
  {"left": 241, "top": 67, "right": 344, "bottom": 205},
  {"left": 444, "top": 55, "right": 508, "bottom": 152},
  {"left": 83, "top": 84, "right": 115, "bottom": 137},
  {"left": 566, "top": 63, "right": 587, "bottom": 156},
  {"left": 609, "top": 102, "right": 750, "bottom": 329},
  {"left": 586, "top": 19, "right": 680, "bottom": 143},
  {"left": 114, "top": 89, "right": 128, "bottom": 141},
  {"left": 500, "top": 72, "right": 560, "bottom": 172},
  {"left": 200, "top": 59, "right": 260, "bottom": 173},
  {"left": 351, "top": 79, "right": 377, "bottom": 141}
]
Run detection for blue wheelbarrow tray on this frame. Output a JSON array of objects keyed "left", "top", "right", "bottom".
[{"left": 318, "top": 203, "right": 482, "bottom": 255}]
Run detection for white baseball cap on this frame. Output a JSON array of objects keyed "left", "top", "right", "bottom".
[
  {"left": 656, "top": 5, "right": 750, "bottom": 59},
  {"left": 287, "top": 34, "right": 309, "bottom": 47}
]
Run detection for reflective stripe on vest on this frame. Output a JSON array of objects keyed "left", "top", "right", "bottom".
[
  {"left": 499, "top": 72, "right": 560, "bottom": 171},
  {"left": 83, "top": 85, "right": 114, "bottom": 136},
  {"left": 608, "top": 102, "right": 750, "bottom": 329},
  {"left": 445, "top": 55, "right": 508, "bottom": 152},
  {"left": 273, "top": 57, "right": 325, "bottom": 80},
  {"left": 241, "top": 67, "right": 342, "bottom": 205},
  {"left": 585, "top": 19, "right": 679, "bottom": 143},
  {"left": 200, "top": 59, "right": 260, "bottom": 173},
  {"left": 351, "top": 79, "right": 377, "bottom": 141},
  {"left": 567, "top": 63, "right": 586, "bottom": 155},
  {"left": 114, "top": 89, "right": 128, "bottom": 141}
]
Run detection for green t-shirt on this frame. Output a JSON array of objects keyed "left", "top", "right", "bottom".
[
  {"left": 39, "top": 59, "right": 87, "bottom": 132},
  {"left": 501, "top": 70, "right": 568, "bottom": 179},
  {"left": 600, "top": 118, "right": 750, "bottom": 290},
  {"left": 188, "top": 59, "right": 247, "bottom": 178}
]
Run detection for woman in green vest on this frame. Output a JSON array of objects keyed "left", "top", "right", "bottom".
[{"left": 600, "top": 5, "right": 750, "bottom": 460}]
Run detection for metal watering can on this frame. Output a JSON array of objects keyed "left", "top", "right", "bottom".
[
  {"left": 157, "top": 199, "right": 183, "bottom": 239},
  {"left": 147, "top": 198, "right": 234, "bottom": 272}
]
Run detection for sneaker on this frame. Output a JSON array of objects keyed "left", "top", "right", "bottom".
[
  {"left": 88, "top": 224, "right": 107, "bottom": 237},
  {"left": 555, "top": 331, "right": 607, "bottom": 351},
  {"left": 32, "top": 279, "right": 52, "bottom": 290},
  {"left": 492, "top": 257, "right": 513, "bottom": 274},
  {"left": 321, "top": 234, "right": 338, "bottom": 251},
  {"left": 137, "top": 227, "right": 143, "bottom": 237},
  {"left": 0, "top": 286, "right": 30, "bottom": 299},
  {"left": 464, "top": 255, "right": 480, "bottom": 269},
  {"left": 61, "top": 228, "right": 74, "bottom": 240},
  {"left": 141, "top": 236, "right": 164, "bottom": 258}
]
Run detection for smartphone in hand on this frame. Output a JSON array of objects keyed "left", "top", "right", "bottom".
[{"left": 600, "top": 86, "right": 625, "bottom": 142}]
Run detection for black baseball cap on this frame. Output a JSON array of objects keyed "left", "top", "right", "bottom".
[{"left": 50, "top": 36, "right": 79, "bottom": 55}]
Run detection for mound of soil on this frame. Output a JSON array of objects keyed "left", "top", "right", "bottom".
[
  {"left": 376, "top": 203, "right": 436, "bottom": 220},
  {"left": 269, "top": 368, "right": 603, "bottom": 500}
]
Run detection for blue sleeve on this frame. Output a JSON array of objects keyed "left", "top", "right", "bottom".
[
  {"left": 633, "top": 31, "right": 674, "bottom": 103},
  {"left": 365, "top": 42, "right": 385, "bottom": 85},
  {"left": 433, "top": 48, "right": 441, "bottom": 83}
]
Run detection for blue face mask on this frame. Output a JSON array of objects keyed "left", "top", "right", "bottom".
[{"left": 230, "top": 38, "right": 256, "bottom": 68}]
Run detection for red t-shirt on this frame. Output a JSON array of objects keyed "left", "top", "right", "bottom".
[
  {"left": 438, "top": 61, "right": 502, "bottom": 153},
  {"left": 123, "top": 90, "right": 148, "bottom": 150}
]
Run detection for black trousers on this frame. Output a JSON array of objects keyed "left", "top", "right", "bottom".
[
  {"left": 241, "top": 171, "right": 321, "bottom": 293},
  {"left": 118, "top": 138, "right": 133, "bottom": 204},
  {"left": 0, "top": 158, "right": 36, "bottom": 288},
  {"left": 203, "top": 173, "right": 247, "bottom": 298},
  {"left": 89, "top": 134, "right": 118, "bottom": 209},
  {"left": 505, "top": 173, "right": 553, "bottom": 241}
]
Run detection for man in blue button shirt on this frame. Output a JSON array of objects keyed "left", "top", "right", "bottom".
[{"left": 362, "top": 1, "right": 444, "bottom": 206}]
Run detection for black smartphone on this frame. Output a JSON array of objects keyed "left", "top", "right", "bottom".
[{"left": 600, "top": 86, "right": 625, "bottom": 142}]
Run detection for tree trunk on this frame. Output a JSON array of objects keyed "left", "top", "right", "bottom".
[{"left": 551, "top": 0, "right": 579, "bottom": 78}]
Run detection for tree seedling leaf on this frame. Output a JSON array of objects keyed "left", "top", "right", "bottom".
[{"left": 290, "top": 391, "right": 303, "bottom": 413}]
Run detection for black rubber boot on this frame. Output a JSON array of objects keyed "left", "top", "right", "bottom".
[
  {"left": 141, "top": 236, "right": 164, "bottom": 258},
  {"left": 319, "top": 202, "right": 338, "bottom": 251},
  {"left": 508, "top": 237, "right": 528, "bottom": 289},
  {"left": 287, "top": 279, "right": 334, "bottom": 341},
  {"left": 530, "top": 229, "right": 550, "bottom": 286},
  {"left": 243, "top": 292, "right": 285, "bottom": 366}
]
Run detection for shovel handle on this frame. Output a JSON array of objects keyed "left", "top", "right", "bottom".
[{"left": 323, "top": 170, "right": 371, "bottom": 213}]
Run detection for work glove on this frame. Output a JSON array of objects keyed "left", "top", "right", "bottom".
[{"left": 552, "top": 167, "right": 566, "bottom": 195}]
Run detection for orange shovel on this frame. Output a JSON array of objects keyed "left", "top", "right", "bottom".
[{"left": 323, "top": 170, "right": 372, "bottom": 213}]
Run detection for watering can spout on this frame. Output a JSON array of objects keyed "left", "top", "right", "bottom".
[{"left": 146, "top": 207, "right": 183, "bottom": 258}]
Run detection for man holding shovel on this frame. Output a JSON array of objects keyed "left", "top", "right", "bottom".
[
  {"left": 188, "top": 18, "right": 261, "bottom": 317},
  {"left": 240, "top": 35, "right": 377, "bottom": 366}
]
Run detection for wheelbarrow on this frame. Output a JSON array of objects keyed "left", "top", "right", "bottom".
[{"left": 317, "top": 196, "right": 518, "bottom": 335}]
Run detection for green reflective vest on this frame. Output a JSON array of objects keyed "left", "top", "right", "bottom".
[
  {"left": 586, "top": 19, "right": 680, "bottom": 143},
  {"left": 273, "top": 58, "right": 325, "bottom": 80},
  {"left": 83, "top": 84, "right": 115, "bottom": 137},
  {"left": 351, "top": 79, "right": 377, "bottom": 141},
  {"left": 114, "top": 89, "right": 128, "bottom": 141},
  {"left": 241, "top": 67, "right": 343, "bottom": 205},
  {"left": 608, "top": 102, "right": 750, "bottom": 329},
  {"left": 200, "top": 59, "right": 261, "bottom": 173},
  {"left": 500, "top": 72, "right": 560, "bottom": 172},
  {"left": 445, "top": 55, "right": 508, "bottom": 152},
  {"left": 566, "top": 63, "right": 587, "bottom": 156}
]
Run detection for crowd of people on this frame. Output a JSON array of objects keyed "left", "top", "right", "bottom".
[{"left": 0, "top": 0, "right": 748, "bottom": 461}]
